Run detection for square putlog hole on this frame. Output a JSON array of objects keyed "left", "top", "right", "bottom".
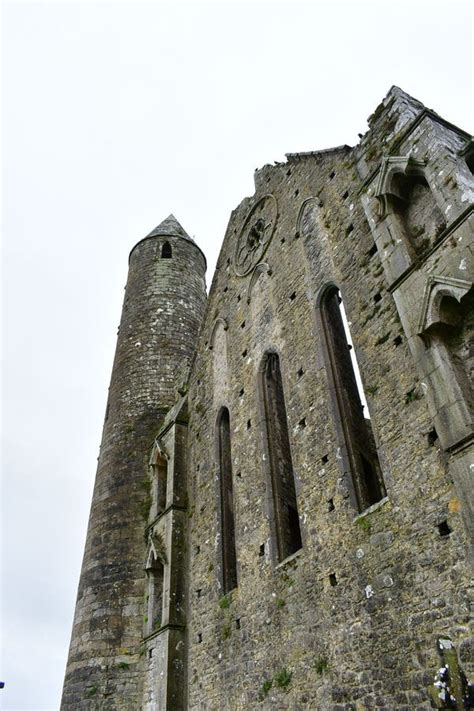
[{"left": 437, "top": 521, "right": 451, "bottom": 538}]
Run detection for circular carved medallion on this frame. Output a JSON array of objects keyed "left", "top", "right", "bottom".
[{"left": 234, "top": 195, "right": 278, "bottom": 276}]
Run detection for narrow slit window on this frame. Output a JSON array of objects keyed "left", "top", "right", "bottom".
[
  {"left": 217, "top": 408, "right": 238, "bottom": 593},
  {"left": 161, "top": 241, "right": 172, "bottom": 258},
  {"left": 321, "top": 287, "right": 385, "bottom": 512},
  {"left": 261, "top": 353, "right": 302, "bottom": 562}
]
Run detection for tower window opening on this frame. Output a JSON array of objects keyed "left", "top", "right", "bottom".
[
  {"left": 217, "top": 407, "right": 238, "bottom": 593},
  {"left": 261, "top": 353, "right": 302, "bottom": 563},
  {"left": 161, "top": 241, "right": 172, "bottom": 258},
  {"left": 321, "top": 287, "right": 385, "bottom": 512}
]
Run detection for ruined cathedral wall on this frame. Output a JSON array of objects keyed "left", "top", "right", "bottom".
[{"left": 184, "top": 90, "right": 473, "bottom": 710}]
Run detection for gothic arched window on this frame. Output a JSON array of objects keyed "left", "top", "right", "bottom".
[
  {"left": 217, "top": 407, "right": 237, "bottom": 593},
  {"left": 261, "top": 353, "right": 302, "bottom": 562},
  {"left": 320, "top": 286, "right": 385, "bottom": 512}
]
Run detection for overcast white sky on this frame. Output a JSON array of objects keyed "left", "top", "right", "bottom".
[{"left": 2, "top": 1, "right": 472, "bottom": 708}]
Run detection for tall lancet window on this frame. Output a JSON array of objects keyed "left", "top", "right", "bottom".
[
  {"left": 217, "top": 407, "right": 238, "bottom": 593},
  {"left": 262, "top": 353, "right": 302, "bottom": 562},
  {"left": 321, "top": 286, "right": 385, "bottom": 512}
]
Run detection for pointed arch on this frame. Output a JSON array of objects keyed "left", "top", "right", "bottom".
[
  {"left": 374, "top": 155, "right": 427, "bottom": 218},
  {"left": 149, "top": 440, "right": 169, "bottom": 518},
  {"left": 216, "top": 407, "right": 237, "bottom": 593},
  {"left": 209, "top": 317, "right": 228, "bottom": 350},
  {"left": 260, "top": 352, "right": 302, "bottom": 562},
  {"left": 144, "top": 530, "right": 166, "bottom": 635},
  {"left": 294, "top": 196, "right": 321, "bottom": 240},
  {"left": 417, "top": 275, "right": 473, "bottom": 339},
  {"left": 319, "top": 284, "right": 385, "bottom": 512},
  {"left": 247, "top": 262, "right": 272, "bottom": 304},
  {"left": 417, "top": 276, "right": 474, "bottom": 449},
  {"left": 374, "top": 155, "right": 446, "bottom": 255}
]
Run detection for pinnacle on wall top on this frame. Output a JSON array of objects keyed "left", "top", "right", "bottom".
[{"left": 146, "top": 214, "right": 195, "bottom": 243}]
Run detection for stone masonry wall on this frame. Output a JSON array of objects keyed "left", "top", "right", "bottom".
[
  {"left": 62, "top": 87, "right": 472, "bottom": 711},
  {"left": 185, "top": 88, "right": 473, "bottom": 710}
]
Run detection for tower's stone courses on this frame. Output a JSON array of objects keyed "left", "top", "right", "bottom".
[
  {"left": 63, "top": 89, "right": 474, "bottom": 710},
  {"left": 61, "top": 216, "right": 206, "bottom": 709}
]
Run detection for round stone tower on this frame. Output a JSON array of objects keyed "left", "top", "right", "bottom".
[{"left": 61, "top": 216, "right": 207, "bottom": 709}]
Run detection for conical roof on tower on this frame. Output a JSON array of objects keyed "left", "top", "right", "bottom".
[
  {"left": 129, "top": 214, "right": 206, "bottom": 266},
  {"left": 145, "top": 214, "right": 195, "bottom": 242}
]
